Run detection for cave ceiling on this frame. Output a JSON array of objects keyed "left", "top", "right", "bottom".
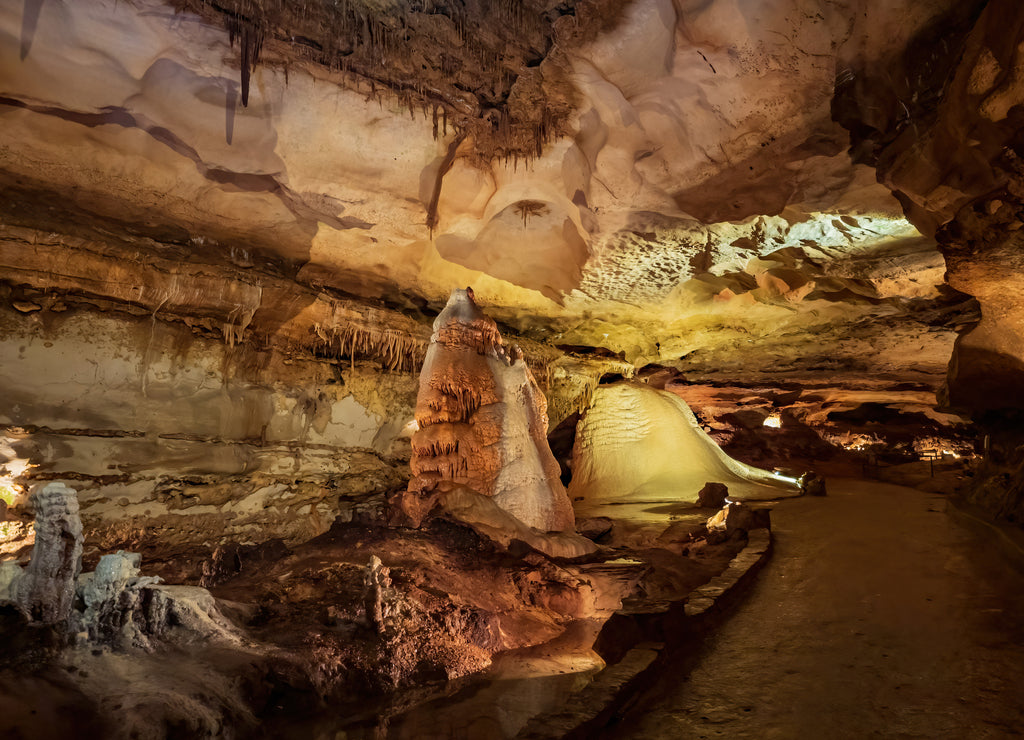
[{"left": 2, "top": 0, "right": 1021, "bottom": 406}]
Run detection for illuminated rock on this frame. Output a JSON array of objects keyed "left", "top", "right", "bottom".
[
  {"left": 706, "top": 502, "right": 760, "bottom": 534},
  {"left": 569, "top": 384, "right": 802, "bottom": 506},
  {"left": 362, "top": 555, "right": 394, "bottom": 635},
  {"left": 404, "top": 288, "right": 575, "bottom": 532}
]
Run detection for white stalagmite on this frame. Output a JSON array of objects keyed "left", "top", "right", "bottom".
[{"left": 569, "top": 383, "right": 802, "bottom": 505}]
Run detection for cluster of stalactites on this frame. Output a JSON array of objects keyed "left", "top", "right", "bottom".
[
  {"left": 175, "top": 0, "right": 565, "bottom": 165},
  {"left": 408, "top": 372, "right": 492, "bottom": 496},
  {"left": 419, "top": 380, "right": 482, "bottom": 426},
  {"left": 312, "top": 322, "right": 426, "bottom": 373}
]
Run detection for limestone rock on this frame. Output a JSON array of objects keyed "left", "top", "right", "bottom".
[
  {"left": 200, "top": 539, "right": 292, "bottom": 588},
  {"left": 404, "top": 288, "right": 575, "bottom": 532},
  {"left": 575, "top": 516, "right": 614, "bottom": 542},
  {"left": 697, "top": 482, "right": 730, "bottom": 508},
  {"left": 800, "top": 472, "right": 828, "bottom": 497},
  {"left": 435, "top": 484, "right": 598, "bottom": 560},
  {"left": 16, "top": 482, "right": 82, "bottom": 625},
  {"left": 77, "top": 551, "right": 162, "bottom": 648},
  {"left": 706, "top": 502, "right": 759, "bottom": 534},
  {"left": 76, "top": 551, "right": 243, "bottom": 651},
  {"left": 362, "top": 555, "right": 396, "bottom": 635},
  {"left": 0, "top": 559, "right": 23, "bottom": 606}
]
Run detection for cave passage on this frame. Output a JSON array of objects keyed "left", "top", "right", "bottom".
[{"left": 605, "top": 480, "right": 1024, "bottom": 739}]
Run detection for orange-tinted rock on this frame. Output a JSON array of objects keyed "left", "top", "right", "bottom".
[{"left": 402, "top": 289, "right": 575, "bottom": 532}]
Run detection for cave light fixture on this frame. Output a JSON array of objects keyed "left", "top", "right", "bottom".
[
  {"left": 763, "top": 411, "right": 782, "bottom": 428},
  {"left": 772, "top": 470, "right": 802, "bottom": 485}
]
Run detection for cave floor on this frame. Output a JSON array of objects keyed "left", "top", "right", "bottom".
[{"left": 604, "top": 479, "right": 1024, "bottom": 739}]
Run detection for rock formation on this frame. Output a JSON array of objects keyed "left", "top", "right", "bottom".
[
  {"left": 800, "top": 472, "right": 828, "bottom": 497},
  {"left": 77, "top": 551, "right": 164, "bottom": 648},
  {"left": 8, "top": 0, "right": 1024, "bottom": 733},
  {"left": 706, "top": 502, "right": 762, "bottom": 536},
  {"left": 3, "top": 0, "right": 1020, "bottom": 553},
  {"left": 570, "top": 384, "right": 803, "bottom": 506},
  {"left": 14, "top": 482, "right": 83, "bottom": 625},
  {"left": 362, "top": 555, "right": 394, "bottom": 635},
  {"left": 403, "top": 288, "right": 575, "bottom": 533},
  {"left": 697, "top": 482, "right": 730, "bottom": 509},
  {"left": 76, "top": 551, "right": 242, "bottom": 651}
]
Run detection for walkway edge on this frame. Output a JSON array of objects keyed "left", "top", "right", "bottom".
[
  {"left": 517, "top": 527, "right": 773, "bottom": 739},
  {"left": 946, "top": 496, "right": 1024, "bottom": 572}
]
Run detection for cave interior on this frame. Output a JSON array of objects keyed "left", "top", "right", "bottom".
[{"left": 2, "top": 0, "right": 1024, "bottom": 737}]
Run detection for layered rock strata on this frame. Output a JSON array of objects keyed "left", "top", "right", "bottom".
[
  {"left": 0, "top": 0, "right": 981, "bottom": 394},
  {"left": 833, "top": 0, "right": 1024, "bottom": 414}
]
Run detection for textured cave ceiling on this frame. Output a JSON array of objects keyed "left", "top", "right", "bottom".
[{"left": 2, "top": 0, "right": 1024, "bottom": 412}]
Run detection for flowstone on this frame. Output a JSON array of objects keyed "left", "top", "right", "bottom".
[
  {"left": 570, "top": 384, "right": 803, "bottom": 505},
  {"left": 400, "top": 288, "right": 575, "bottom": 532}
]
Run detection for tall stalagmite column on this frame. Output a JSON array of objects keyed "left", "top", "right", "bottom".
[
  {"left": 403, "top": 288, "right": 574, "bottom": 532},
  {"left": 17, "top": 482, "right": 83, "bottom": 624}
]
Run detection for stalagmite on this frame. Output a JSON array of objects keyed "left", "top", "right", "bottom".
[
  {"left": 399, "top": 288, "right": 575, "bottom": 532},
  {"left": 15, "top": 482, "right": 83, "bottom": 625}
]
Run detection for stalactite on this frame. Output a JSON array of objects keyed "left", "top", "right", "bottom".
[
  {"left": 182, "top": 0, "right": 573, "bottom": 163},
  {"left": 426, "top": 132, "right": 466, "bottom": 236},
  {"left": 311, "top": 322, "right": 426, "bottom": 373},
  {"left": 433, "top": 380, "right": 482, "bottom": 421},
  {"left": 227, "top": 17, "right": 264, "bottom": 108}
]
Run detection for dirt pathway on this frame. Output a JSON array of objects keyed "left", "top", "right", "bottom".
[{"left": 607, "top": 479, "right": 1024, "bottom": 739}]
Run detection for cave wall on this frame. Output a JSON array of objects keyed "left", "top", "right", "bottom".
[
  {"left": 4, "top": 0, "right": 1024, "bottom": 538},
  {"left": 833, "top": 0, "right": 1024, "bottom": 413},
  {"left": 0, "top": 302, "right": 417, "bottom": 558}
]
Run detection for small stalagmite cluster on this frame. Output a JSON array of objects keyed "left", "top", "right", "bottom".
[{"left": 400, "top": 288, "right": 575, "bottom": 532}]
